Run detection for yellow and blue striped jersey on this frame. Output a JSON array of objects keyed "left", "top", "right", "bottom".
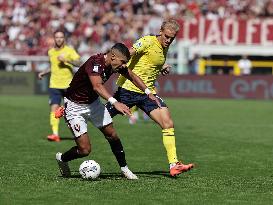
[
  {"left": 48, "top": 45, "right": 80, "bottom": 89},
  {"left": 116, "top": 35, "right": 168, "bottom": 94}
]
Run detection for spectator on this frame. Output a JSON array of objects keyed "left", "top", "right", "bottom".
[
  {"left": 0, "top": 0, "right": 272, "bottom": 56},
  {"left": 238, "top": 55, "right": 252, "bottom": 75},
  {"left": 188, "top": 53, "right": 200, "bottom": 74}
]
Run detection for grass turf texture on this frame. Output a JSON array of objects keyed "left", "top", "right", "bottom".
[{"left": 0, "top": 95, "right": 272, "bottom": 205}]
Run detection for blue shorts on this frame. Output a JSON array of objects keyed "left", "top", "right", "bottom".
[
  {"left": 106, "top": 87, "right": 167, "bottom": 117},
  {"left": 48, "top": 88, "right": 66, "bottom": 105}
]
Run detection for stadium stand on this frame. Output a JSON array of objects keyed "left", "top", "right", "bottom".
[{"left": 1, "top": 0, "right": 273, "bottom": 74}]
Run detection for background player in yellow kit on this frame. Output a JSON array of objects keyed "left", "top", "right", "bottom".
[
  {"left": 38, "top": 30, "right": 81, "bottom": 142},
  {"left": 106, "top": 19, "right": 194, "bottom": 177}
]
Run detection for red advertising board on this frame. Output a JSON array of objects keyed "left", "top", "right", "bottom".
[
  {"left": 105, "top": 74, "right": 273, "bottom": 100},
  {"left": 177, "top": 17, "right": 273, "bottom": 46}
]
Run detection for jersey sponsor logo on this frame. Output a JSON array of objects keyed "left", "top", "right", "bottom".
[
  {"left": 135, "top": 41, "right": 142, "bottom": 48},
  {"left": 93, "top": 65, "right": 99, "bottom": 73},
  {"left": 74, "top": 124, "right": 81, "bottom": 132}
]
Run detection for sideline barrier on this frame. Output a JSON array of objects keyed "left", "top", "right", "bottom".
[
  {"left": 0, "top": 71, "right": 35, "bottom": 95},
  {"left": 0, "top": 71, "right": 48, "bottom": 95},
  {"left": 155, "top": 75, "right": 273, "bottom": 100},
  {"left": 105, "top": 75, "right": 273, "bottom": 100},
  {"left": 1, "top": 71, "right": 273, "bottom": 100}
]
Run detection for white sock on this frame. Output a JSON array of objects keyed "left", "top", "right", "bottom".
[
  {"left": 56, "top": 153, "right": 63, "bottom": 161},
  {"left": 169, "top": 163, "right": 177, "bottom": 169}
]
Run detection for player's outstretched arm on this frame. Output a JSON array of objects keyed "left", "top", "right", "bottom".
[
  {"left": 68, "top": 59, "right": 82, "bottom": 67},
  {"left": 89, "top": 75, "right": 131, "bottom": 116},
  {"left": 112, "top": 102, "right": 132, "bottom": 116},
  {"left": 89, "top": 75, "right": 114, "bottom": 100},
  {"left": 38, "top": 68, "right": 51, "bottom": 80},
  {"left": 122, "top": 68, "right": 147, "bottom": 92},
  {"left": 57, "top": 54, "right": 82, "bottom": 67}
]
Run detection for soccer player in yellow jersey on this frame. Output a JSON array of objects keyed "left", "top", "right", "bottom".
[
  {"left": 38, "top": 30, "right": 81, "bottom": 142},
  {"left": 106, "top": 19, "right": 194, "bottom": 177}
]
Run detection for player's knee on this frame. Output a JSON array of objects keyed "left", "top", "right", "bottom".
[
  {"left": 162, "top": 119, "right": 174, "bottom": 129},
  {"left": 101, "top": 125, "right": 119, "bottom": 141},
  {"left": 105, "top": 130, "right": 119, "bottom": 141},
  {"left": 78, "top": 145, "right": 91, "bottom": 156}
]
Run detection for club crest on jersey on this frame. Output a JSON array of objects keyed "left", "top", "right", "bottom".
[
  {"left": 135, "top": 41, "right": 142, "bottom": 48},
  {"left": 93, "top": 65, "right": 99, "bottom": 73},
  {"left": 74, "top": 124, "right": 80, "bottom": 132}
]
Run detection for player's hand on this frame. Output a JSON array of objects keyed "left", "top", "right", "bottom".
[
  {"left": 148, "top": 93, "right": 161, "bottom": 108},
  {"left": 38, "top": 72, "right": 44, "bottom": 80},
  {"left": 161, "top": 64, "right": 171, "bottom": 76},
  {"left": 113, "top": 102, "right": 131, "bottom": 116},
  {"left": 57, "top": 53, "right": 66, "bottom": 63}
]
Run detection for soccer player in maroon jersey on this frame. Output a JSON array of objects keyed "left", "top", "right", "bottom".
[{"left": 55, "top": 43, "right": 160, "bottom": 179}]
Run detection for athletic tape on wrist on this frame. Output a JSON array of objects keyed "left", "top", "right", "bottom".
[
  {"left": 108, "top": 97, "right": 117, "bottom": 105},
  {"left": 144, "top": 88, "right": 151, "bottom": 95}
]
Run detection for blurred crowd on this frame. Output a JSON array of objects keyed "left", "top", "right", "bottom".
[{"left": 1, "top": 0, "right": 273, "bottom": 57}]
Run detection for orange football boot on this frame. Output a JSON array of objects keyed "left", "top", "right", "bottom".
[
  {"left": 170, "top": 162, "right": 194, "bottom": 177},
  {"left": 47, "top": 134, "right": 61, "bottom": 142}
]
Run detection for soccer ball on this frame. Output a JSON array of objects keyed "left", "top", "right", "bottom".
[{"left": 79, "top": 160, "right": 101, "bottom": 179}]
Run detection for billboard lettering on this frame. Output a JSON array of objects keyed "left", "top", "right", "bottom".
[{"left": 178, "top": 17, "right": 273, "bottom": 46}]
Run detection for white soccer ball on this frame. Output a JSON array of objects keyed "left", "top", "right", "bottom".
[{"left": 79, "top": 160, "right": 101, "bottom": 179}]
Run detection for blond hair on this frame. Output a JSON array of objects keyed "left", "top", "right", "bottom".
[{"left": 161, "top": 19, "right": 180, "bottom": 32}]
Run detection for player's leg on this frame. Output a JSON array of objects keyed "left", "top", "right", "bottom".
[
  {"left": 56, "top": 97, "right": 91, "bottom": 177},
  {"left": 47, "top": 88, "right": 63, "bottom": 141},
  {"left": 63, "top": 98, "right": 91, "bottom": 160},
  {"left": 143, "top": 96, "right": 194, "bottom": 176},
  {"left": 129, "top": 106, "right": 139, "bottom": 124},
  {"left": 100, "top": 124, "right": 126, "bottom": 167},
  {"left": 62, "top": 133, "right": 91, "bottom": 162},
  {"left": 49, "top": 104, "right": 60, "bottom": 140},
  {"left": 149, "top": 107, "right": 177, "bottom": 162},
  {"left": 91, "top": 98, "right": 138, "bottom": 179},
  {"left": 56, "top": 133, "right": 91, "bottom": 177},
  {"left": 99, "top": 124, "right": 137, "bottom": 179}
]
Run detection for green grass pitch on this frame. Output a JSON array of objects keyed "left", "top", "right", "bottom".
[{"left": 0, "top": 95, "right": 272, "bottom": 204}]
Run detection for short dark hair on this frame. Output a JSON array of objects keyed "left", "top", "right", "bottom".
[
  {"left": 53, "top": 29, "right": 65, "bottom": 36},
  {"left": 111, "top": 43, "right": 130, "bottom": 61}
]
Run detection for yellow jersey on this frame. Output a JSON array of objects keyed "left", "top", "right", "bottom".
[
  {"left": 116, "top": 35, "right": 168, "bottom": 94},
  {"left": 48, "top": 45, "right": 80, "bottom": 89}
]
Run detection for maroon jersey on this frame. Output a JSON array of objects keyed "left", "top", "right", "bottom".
[{"left": 65, "top": 53, "right": 127, "bottom": 104}]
